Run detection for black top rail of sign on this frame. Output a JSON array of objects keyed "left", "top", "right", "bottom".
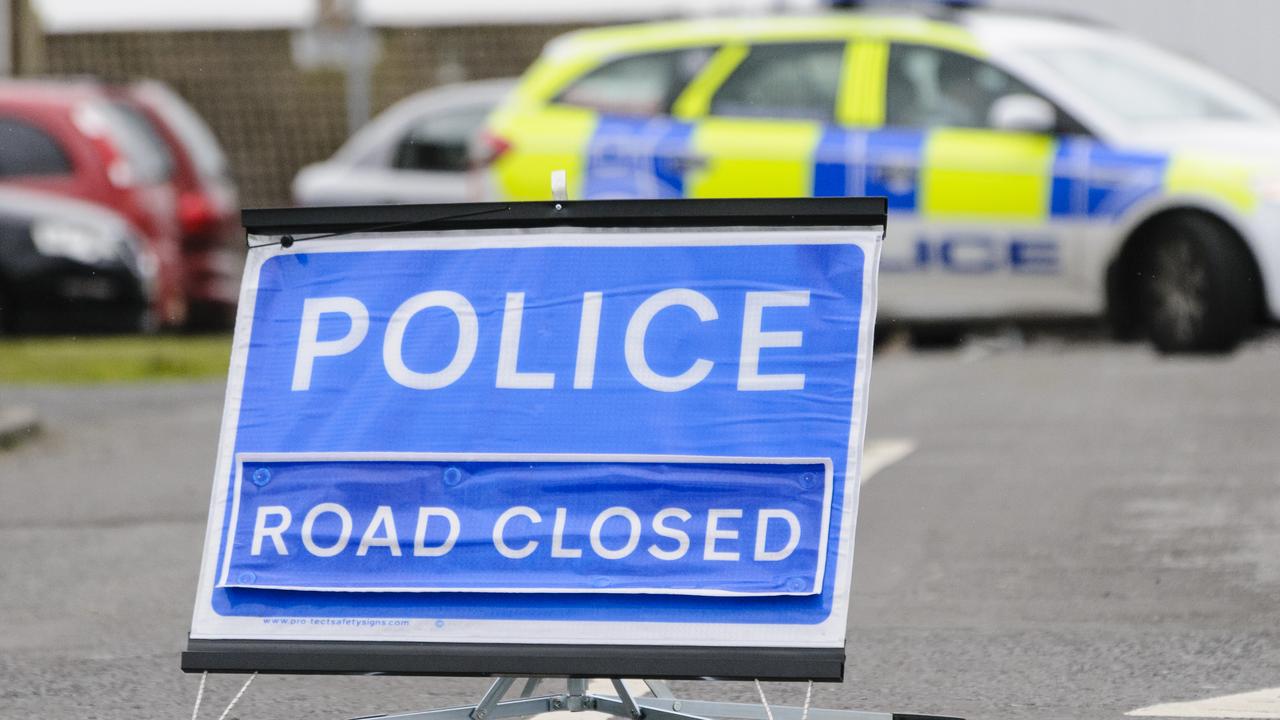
[
  {"left": 183, "top": 639, "right": 845, "bottom": 681},
  {"left": 241, "top": 197, "right": 888, "bottom": 240}
]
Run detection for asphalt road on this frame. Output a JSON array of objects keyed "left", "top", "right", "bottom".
[{"left": 2, "top": 334, "right": 1278, "bottom": 720}]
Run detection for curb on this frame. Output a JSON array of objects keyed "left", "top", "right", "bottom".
[{"left": 0, "top": 405, "right": 41, "bottom": 450}]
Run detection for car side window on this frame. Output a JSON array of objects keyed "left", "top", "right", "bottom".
[
  {"left": 555, "top": 47, "right": 714, "bottom": 116},
  {"left": 0, "top": 117, "right": 73, "bottom": 177},
  {"left": 392, "top": 105, "right": 491, "bottom": 173},
  {"left": 709, "top": 42, "right": 845, "bottom": 122},
  {"left": 885, "top": 44, "right": 1043, "bottom": 129}
]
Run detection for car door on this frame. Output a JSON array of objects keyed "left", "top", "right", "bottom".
[
  {"left": 565, "top": 47, "right": 715, "bottom": 200},
  {"left": 869, "top": 42, "right": 1087, "bottom": 319},
  {"left": 680, "top": 41, "right": 850, "bottom": 199},
  {"left": 489, "top": 47, "right": 713, "bottom": 201}
]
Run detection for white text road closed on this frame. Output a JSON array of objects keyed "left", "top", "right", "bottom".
[{"left": 221, "top": 455, "right": 831, "bottom": 595}]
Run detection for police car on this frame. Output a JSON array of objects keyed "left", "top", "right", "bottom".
[{"left": 480, "top": 4, "right": 1280, "bottom": 352}]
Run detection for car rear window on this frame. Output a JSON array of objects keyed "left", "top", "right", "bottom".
[
  {"left": 0, "top": 117, "right": 73, "bottom": 177},
  {"left": 132, "top": 83, "right": 229, "bottom": 180},
  {"left": 393, "top": 104, "right": 492, "bottom": 173},
  {"left": 98, "top": 100, "right": 175, "bottom": 185},
  {"left": 555, "top": 47, "right": 714, "bottom": 116}
]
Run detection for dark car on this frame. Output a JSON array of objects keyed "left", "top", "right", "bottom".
[
  {"left": 0, "top": 187, "right": 154, "bottom": 333},
  {"left": 0, "top": 80, "right": 186, "bottom": 327}
]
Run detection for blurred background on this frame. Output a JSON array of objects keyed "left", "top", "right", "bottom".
[
  {"left": 2, "top": 0, "right": 1277, "bottom": 208},
  {"left": 2, "top": 2, "right": 1280, "bottom": 719},
  {"left": 3, "top": 0, "right": 1280, "bottom": 343}
]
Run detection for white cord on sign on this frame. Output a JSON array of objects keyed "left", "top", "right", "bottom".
[
  {"left": 801, "top": 680, "right": 813, "bottom": 720},
  {"left": 753, "top": 679, "right": 775, "bottom": 720},
  {"left": 190, "top": 672, "right": 208, "bottom": 720},
  {"left": 215, "top": 672, "right": 258, "bottom": 720}
]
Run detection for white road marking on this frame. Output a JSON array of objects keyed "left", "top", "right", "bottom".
[
  {"left": 1128, "top": 687, "right": 1280, "bottom": 718},
  {"left": 860, "top": 438, "right": 917, "bottom": 484}
]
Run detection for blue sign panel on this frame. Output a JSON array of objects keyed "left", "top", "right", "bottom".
[
  {"left": 190, "top": 225, "right": 881, "bottom": 650},
  {"left": 221, "top": 455, "right": 831, "bottom": 595}
]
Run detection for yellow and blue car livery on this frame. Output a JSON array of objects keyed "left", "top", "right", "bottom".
[{"left": 484, "top": 10, "right": 1280, "bottom": 352}]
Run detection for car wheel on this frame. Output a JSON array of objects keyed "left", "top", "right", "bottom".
[
  {"left": 1138, "top": 214, "right": 1257, "bottom": 354},
  {"left": 1105, "top": 260, "right": 1144, "bottom": 342},
  {"left": 0, "top": 286, "right": 12, "bottom": 335},
  {"left": 908, "top": 324, "right": 967, "bottom": 350},
  {"left": 184, "top": 301, "right": 237, "bottom": 332}
]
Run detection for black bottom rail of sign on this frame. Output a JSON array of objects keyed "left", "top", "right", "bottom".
[{"left": 181, "top": 639, "right": 845, "bottom": 681}]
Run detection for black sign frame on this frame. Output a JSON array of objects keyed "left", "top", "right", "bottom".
[{"left": 184, "top": 197, "right": 886, "bottom": 681}]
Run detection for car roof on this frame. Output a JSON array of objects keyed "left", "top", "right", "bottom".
[
  {"left": 961, "top": 9, "right": 1113, "bottom": 46},
  {"left": 542, "top": 9, "right": 1103, "bottom": 60},
  {"left": 545, "top": 13, "right": 981, "bottom": 57},
  {"left": 386, "top": 77, "right": 519, "bottom": 113},
  {"left": 328, "top": 77, "right": 517, "bottom": 164}
]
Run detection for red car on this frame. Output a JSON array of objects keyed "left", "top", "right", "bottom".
[
  {"left": 0, "top": 80, "right": 187, "bottom": 328},
  {"left": 124, "top": 81, "right": 241, "bottom": 328}
]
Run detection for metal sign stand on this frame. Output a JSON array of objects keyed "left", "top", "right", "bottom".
[{"left": 357, "top": 676, "right": 960, "bottom": 720}]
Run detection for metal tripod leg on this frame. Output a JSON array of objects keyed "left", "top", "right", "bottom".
[
  {"left": 361, "top": 696, "right": 559, "bottom": 720},
  {"left": 351, "top": 677, "right": 963, "bottom": 720},
  {"left": 593, "top": 695, "right": 712, "bottom": 720},
  {"left": 566, "top": 678, "right": 589, "bottom": 711},
  {"left": 592, "top": 683, "right": 961, "bottom": 720},
  {"left": 362, "top": 677, "right": 558, "bottom": 720},
  {"left": 623, "top": 697, "right": 897, "bottom": 720},
  {"left": 472, "top": 677, "right": 519, "bottom": 720},
  {"left": 643, "top": 680, "right": 675, "bottom": 699},
  {"left": 610, "top": 679, "right": 644, "bottom": 719}
]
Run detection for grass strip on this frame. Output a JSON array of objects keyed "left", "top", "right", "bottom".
[{"left": 0, "top": 334, "right": 232, "bottom": 384}]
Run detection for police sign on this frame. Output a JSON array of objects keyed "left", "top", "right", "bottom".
[{"left": 184, "top": 198, "right": 886, "bottom": 680}]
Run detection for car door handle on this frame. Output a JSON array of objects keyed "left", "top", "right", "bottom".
[
  {"left": 870, "top": 163, "right": 918, "bottom": 193},
  {"left": 663, "top": 154, "right": 709, "bottom": 174}
]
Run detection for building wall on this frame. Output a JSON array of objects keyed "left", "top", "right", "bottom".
[
  {"left": 27, "top": 4, "right": 1280, "bottom": 207},
  {"left": 35, "top": 25, "right": 583, "bottom": 206}
]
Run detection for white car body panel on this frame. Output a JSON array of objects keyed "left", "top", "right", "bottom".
[
  {"left": 292, "top": 79, "right": 515, "bottom": 207},
  {"left": 971, "top": 13, "right": 1280, "bottom": 322}
]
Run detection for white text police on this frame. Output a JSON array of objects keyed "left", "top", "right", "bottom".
[{"left": 290, "top": 288, "right": 811, "bottom": 393}]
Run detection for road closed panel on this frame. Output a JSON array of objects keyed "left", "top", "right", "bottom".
[
  {"left": 186, "top": 199, "right": 884, "bottom": 678},
  {"left": 222, "top": 454, "right": 831, "bottom": 595}
]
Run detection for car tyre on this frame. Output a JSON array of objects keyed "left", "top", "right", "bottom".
[
  {"left": 184, "top": 301, "right": 237, "bottom": 332},
  {"left": 1138, "top": 214, "right": 1258, "bottom": 354},
  {"left": 908, "top": 324, "right": 967, "bottom": 350},
  {"left": 0, "top": 286, "right": 12, "bottom": 335}
]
